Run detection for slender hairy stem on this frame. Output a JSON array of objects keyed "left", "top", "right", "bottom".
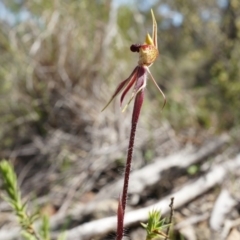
[
  {"left": 117, "top": 93, "right": 143, "bottom": 239},
  {"left": 121, "top": 80, "right": 145, "bottom": 213},
  {"left": 121, "top": 121, "right": 137, "bottom": 213},
  {"left": 116, "top": 196, "right": 124, "bottom": 240},
  {"left": 123, "top": 97, "right": 144, "bottom": 211}
]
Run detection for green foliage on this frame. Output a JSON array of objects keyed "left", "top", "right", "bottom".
[
  {"left": 39, "top": 215, "right": 50, "bottom": 240},
  {"left": 0, "top": 160, "right": 41, "bottom": 239},
  {"left": 0, "top": 160, "right": 66, "bottom": 240},
  {"left": 141, "top": 210, "right": 171, "bottom": 240}
]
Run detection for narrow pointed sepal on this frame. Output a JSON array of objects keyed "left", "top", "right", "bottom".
[
  {"left": 151, "top": 9, "right": 158, "bottom": 49},
  {"left": 101, "top": 79, "right": 129, "bottom": 112},
  {"left": 146, "top": 67, "right": 166, "bottom": 109},
  {"left": 101, "top": 67, "right": 138, "bottom": 112},
  {"left": 120, "top": 67, "right": 138, "bottom": 107}
]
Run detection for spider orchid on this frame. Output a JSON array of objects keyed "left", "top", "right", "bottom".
[
  {"left": 102, "top": 9, "right": 166, "bottom": 113},
  {"left": 102, "top": 10, "right": 166, "bottom": 240}
]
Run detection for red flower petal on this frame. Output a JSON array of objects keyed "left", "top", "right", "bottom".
[
  {"left": 120, "top": 67, "right": 138, "bottom": 106},
  {"left": 101, "top": 66, "right": 138, "bottom": 111}
]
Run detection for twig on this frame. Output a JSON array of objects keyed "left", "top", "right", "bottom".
[{"left": 165, "top": 197, "right": 174, "bottom": 240}]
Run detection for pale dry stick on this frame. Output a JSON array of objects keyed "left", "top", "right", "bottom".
[
  {"left": 222, "top": 218, "right": 240, "bottom": 239},
  {"left": 175, "top": 213, "right": 209, "bottom": 230}
]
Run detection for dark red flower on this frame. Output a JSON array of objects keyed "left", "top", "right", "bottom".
[{"left": 102, "top": 10, "right": 165, "bottom": 113}]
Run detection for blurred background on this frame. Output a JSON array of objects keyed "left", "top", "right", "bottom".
[{"left": 0, "top": 0, "right": 240, "bottom": 239}]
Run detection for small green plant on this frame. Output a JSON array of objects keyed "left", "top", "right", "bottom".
[
  {"left": 141, "top": 210, "right": 170, "bottom": 240},
  {"left": 141, "top": 198, "right": 174, "bottom": 240},
  {"left": 0, "top": 160, "right": 52, "bottom": 240}
]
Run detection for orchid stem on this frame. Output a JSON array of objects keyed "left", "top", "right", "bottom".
[
  {"left": 121, "top": 121, "right": 137, "bottom": 212},
  {"left": 114, "top": 10, "right": 160, "bottom": 239},
  {"left": 122, "top": 89, "right": 144, "bottom": 211},
  {"left": 117, "top": 89, "right": 144, "bottom": 240}
]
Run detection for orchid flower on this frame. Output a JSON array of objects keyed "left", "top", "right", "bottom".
[
  {"left": 102, "top": 10, "right": 166, "bottom": 240},
  {"left": 102, "top": 9, "right": 166, "bottom": 113}
]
